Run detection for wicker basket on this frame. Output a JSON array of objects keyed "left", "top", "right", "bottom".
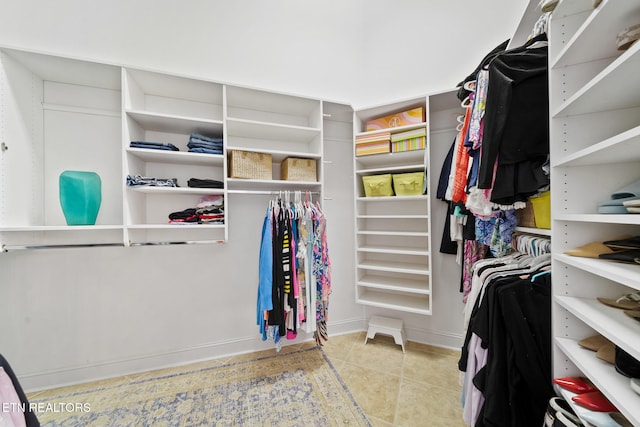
[
  {"left": 281, "top": 158, "right": 317, "bottom": 182},
  {"left": 228, "top": 150, "right": 272, "bottom": 180},
  {"left": 516, "top": 202, "right": 536, "bottom": 228}
]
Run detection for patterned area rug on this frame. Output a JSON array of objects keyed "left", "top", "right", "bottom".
[{"left": 28, "top": 347, "right": 370, "bottom": 426}]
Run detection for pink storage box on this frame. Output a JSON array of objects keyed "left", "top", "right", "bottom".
[{"left": 365, "top": 107, "right": 425, "bottom": 131}]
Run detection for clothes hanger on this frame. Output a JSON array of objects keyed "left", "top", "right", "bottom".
[{"left": 530, "top": 269, "right": 551, "bottom": 282}]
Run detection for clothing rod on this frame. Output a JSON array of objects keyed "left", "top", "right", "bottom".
[
  {"left": 1, "top": 243, "right": 124, "bottom": 252},
  {"left": 430, "top": 127, "right": 459, "bottom": 135},
  {"left": 128, "top": 240, "right": 226, "bottom": 246},
  {"left": 227, "top": 190, "right": 320, "bottom": 195}
]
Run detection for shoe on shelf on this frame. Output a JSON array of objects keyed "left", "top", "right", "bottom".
[
  {"left": 540, "top": 0, "right": 559, "bottom": 13},
  {"left": 623, "top": 309, "right": 640, "bottom": 321},
  {"left": 615, "top": 346, "right": 640, "bottom": 378},
  {"left": 545, "top": 397, "right": 582, "bottom": 426},
  {"left": 572, "top": 391, "right": 618, "bottom": 412},
  {"left": 564, "top": 242, "right": 614, "bottom": 259},
  {"left": 597, "top": 292, "right": 640, "bottom": 310},
  {"left": 578, "top": 334, "right": 612, "bottom": 352},
  {"left": 596, "top": 343, "right": 616, "bottom": 365},
  {"left": 554, "top": 411, "right": 583, "bottom": 426},
  {"left": 617, "top": 24, "right": 640, "bottom": 51},
  {"left": 552, "top": 377, "right": 598, "bottom": 394}
]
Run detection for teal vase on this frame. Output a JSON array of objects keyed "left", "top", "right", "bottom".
[{"left": 59, "top": 170, "right": 102, "bottom": 225}]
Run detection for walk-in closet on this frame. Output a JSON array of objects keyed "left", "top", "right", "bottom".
[{"left": 1, "top": 1, "right": 639, "bottom": 426}]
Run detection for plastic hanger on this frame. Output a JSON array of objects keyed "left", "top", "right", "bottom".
[{"left": 530, "top": 269, "right": 551, "bottom": 282}]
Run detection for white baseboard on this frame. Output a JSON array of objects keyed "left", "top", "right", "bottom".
[
  {"left": 21, "top": 317, "right": 366, "bottom": 392},
  {"left": 405, "top": 326, "right": 463, "bottom": 351}
]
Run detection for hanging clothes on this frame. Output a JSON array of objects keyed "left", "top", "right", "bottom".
[
  {"left": 458, "top": 253, "right": 553, "bottom": 427},
  {"left": 476, "top": 33, "right": 550, "bottom": 205},
  {"left": 257, "top": 192, "right": 332, "bottom": 350}
]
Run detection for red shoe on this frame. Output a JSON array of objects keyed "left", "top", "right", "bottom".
[
  {"left": 572, "top": 391, "right": 618, "bottom": 412},
  {"left": 552, "top": 377, "right": 597, "bottom": 394}
]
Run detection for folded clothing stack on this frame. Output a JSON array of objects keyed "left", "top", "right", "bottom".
[
  {"left": 126, "top": 175, "right": 179, "bottom": 187},
  {"left": 167, "top": 195, "right": 224, "bottom": 225},
  {"left": 187, "top": 178, "right": 224, "bottom": 189},
  {"left": 598, "top": 179, "right": 640, "bottom": 214},
  {"left": 196, "top": 195, "right": 224, "bottom": 224},
  {"left": 168, "top": 208, "right": 199, "bottom": 224},
  {"left": 130, "top": 141, "right": 179, "bottom": 151},
  {"left": 188, "top": 133, "right": 223, "bottom": 155}
]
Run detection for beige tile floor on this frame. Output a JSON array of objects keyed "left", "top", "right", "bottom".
[
  {"left": 28, "top": 331, "right": 465, "bottom": 426},
  {"left": 322, "top": 331, "right": 466, "bottom": 427}
]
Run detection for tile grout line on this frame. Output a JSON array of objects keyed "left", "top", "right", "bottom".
[{"left": 392, "top": 352, "right": 407, "bottom": 427}]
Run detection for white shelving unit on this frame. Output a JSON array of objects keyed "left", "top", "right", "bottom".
[
  {"left": 225, "top": 86, "right": 323, "bottom": 196},
  {"left": 353, "top": 97, "right": 432, "bottom": 315},
  {"left": 549, "top": 0, "right": 640, "bottom": 424},
  {"left": 351, "top": 90, "right": 463, "bottom": 316},
  {"left": 122, "top": 67, "right": 226, "bottom": 245},
  {"left": 0, "top": 48, "right": 124, "bottom": 249},
  {"left": 0, "top": 47, "right": 332, "bottom": 250}
]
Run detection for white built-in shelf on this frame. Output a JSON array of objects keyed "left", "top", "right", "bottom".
[
  {"left": 227, "top": 178, "right": 320, "bottom": 192},
  {"left": 554, "top": 253, "right": 640, "bottom": 290},
  {"left": 554, "top": 214, "right": 640, "bottom": 225},
  {"left": 357, "top": 260, "right": 429, "bottom": 275},
  {"left": 551, "top": 0, "right": 640, "bottom": 68},
  {"left": 549, "top": 0, "right": 640, "bottom": 420},
  {"left": 124, "top": 67, "right": 223, "bottom": 108},
  {"left": 127, "top": 224, "right": 225, "bottom": 229},
  {"left": 357, "top": 214, "right": 428, "bottom": 219},
  {"left": 226, "top": 118, "right": 320, "bottom": 142},
  {"left": 356, "top": 289, "right": 431, "bottom": 315},
  {"left": 357, "top": 195, "right": 427, "bottom": 202},
  {"left": 0, "top": 46, "right": 340, "bottom": 249},
  {"left": 552, "top": 125, "right": 640, "bottom": 167},
  {"left": 555, "top": 295, "right": 640, "bottom": 361},
  {"left": 555, "top": 337, "right": 640, "bottom": 427},
  {"left": 1, "top": 48, "right": 122, "bottom": 90},
  {"left": 226, "top": 85, "right": 320, "bottom": 120},
  {"left": 127, "top": 187, "right": 224, "bottom": 196},
  {"left": 553, "top": 0, "right": 592, "bottom": 18},
  {"left": 513, "top": 226, "right": 551, "bottom": 236},
  {"left": 553, "top": 42, "right": 640, "bottom": 117},
  {"left": 0, "top": 225, "right": 123, "bottom": 232},
  {"left": 355, "top": 150, "right": 424, "bottom": 169},
  {"left": 353, "top": 97, "right": 434, "bottom": 316},
  {"left": 126, "top": 148, "right": 224, "bottom": 166},
  {"left": 357, "top": 230, "right": 428, "bottom": 237},
  {"left": 358, "top": 275, "right": 430, "bottom": 294},
  {"left": 358, "top": 245, "right": 429, "bottom": 256},
  {"left": 356, "top": 163, "right": 424, "bottom": 175},
  {"left": 126, "top": 110, "right": 223, "bottom": 135}
]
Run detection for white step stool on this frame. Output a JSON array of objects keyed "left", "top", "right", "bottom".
[{"left": 365, "top": 315, "right": 407, "bottom": 353}]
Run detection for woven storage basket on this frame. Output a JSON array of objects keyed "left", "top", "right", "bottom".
[
  {"left": 228, "top": 150, "right": 272, "bottom": 180},
  {"left": 516, "top": 202, "right": 536, "bottom": 228},
  {"left": 281, "top": 158, "right": 317, "bottom": 182}
]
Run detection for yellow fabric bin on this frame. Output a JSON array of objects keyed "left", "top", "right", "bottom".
[
  {"left": 362, "top": 174, "right": 394, "bottom": 197},
  {"left": 530, "top": 191, "right": 551, "bottom": 229},
  {"left": 392, "top": 172, "right": 424, "bottom": 196}
]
